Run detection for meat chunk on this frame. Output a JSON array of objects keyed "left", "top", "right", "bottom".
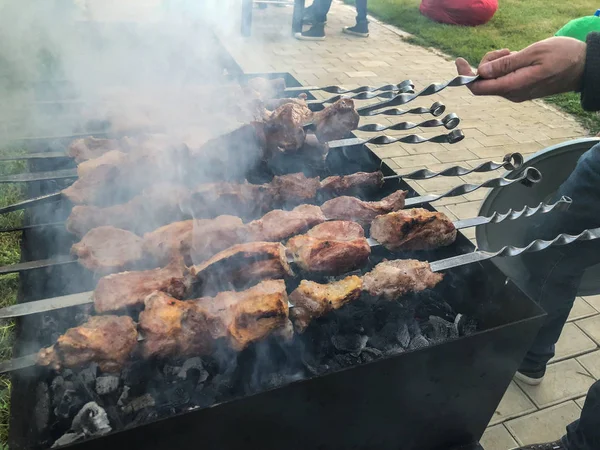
[
  {"left": 289, "top": 275, "right": 363, "bottom": 332},
  {"left": 312, "top": 98, "right": 360, "bottom": 142},
  {"left": 62, "top": 164, "right": 122, "bottom": 206},
  {"left": 67, "top": 137, "right": 121, "bottom": 163},
  {"left": 245, "top": 204, "right": 326, "bottom": 242},
  {"left": 190, "top": 242, "right": 293, "bottom": 290},
  {"left": 320, "top": 190, "right": 407, "bottom": 228},
  {"left": 271, "top": 173, "right": 321, "bottom": 205},
  {"left": 72, "top": 226, "right": 144, "bottom": 274},
  {"left": 319, "top": 171, "right": 384, "bottom": 196},
  {"left": 286, "top": 221, "right": 371, "bottom": 275},
  {"left": 264, "top": 99, "right": 313, "bottom": 153},
  {"left": 37, "top": 315, "right": 137, "bottom": 372},
  {"left": 77, "top": 150, "right": 128, "bottom": 178},
  {"left": 66, "top": 184, "right": 189, "bottom": 237},
  {"left": 370, "top": 208, "right": 457, "bottom": 251},
  {"left": 362, "top": 259, "right": 444, "bottom": 300},
  {"left": 94, "top": 257, "right": 190, "bottom": 313},
  {"left": 142, "top": 220, "right": 194, "bottom": 264}
]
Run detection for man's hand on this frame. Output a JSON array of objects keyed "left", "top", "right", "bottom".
[{"left": 455, "top": 37, "right": 586, "bottom": 102}]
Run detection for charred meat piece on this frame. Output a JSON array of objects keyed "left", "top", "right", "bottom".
[
  {"left": 190, "top": 242, "right": 293, "bottom": 290},
  {"left": 320, "top": 190, "right": 407, "bottom": 228},
  {"left": 72, "top": 226, "right": 144, "bottom": 274},
  {"left": 37, "top": 315, "right": 137, "bottom": 372},
  {"left": 94, "top": 257, "right": 190, "bottom": 313},
  {"left": 62, "top": 165, "right": 122, "bottom": 206},
  {"left": 67, "top": 137, "right": 121, "bottom": 163},
  {"left": 143, "top": 220, "right": 194, "bottom": 264},
  {"left": 264, "top": 99, "right": 313, "bottom": 153},
  {"left": 363, "top": 259, "right": 444, "bottom": 301},
  {"left": 312, "top": 98, "right": 360, "bottom": 142},
  {"left": 271, "top": 173, "right": 322, "bottom": 206},
  {"left": 77, "top": 150, "right": 128, "bottom": 178},
  {"left": 319, "top": 171, "right": 385, "bottom": 196},
  {"left": 245, "top": 204, "right": 326, "bottom": 242},
  {"left": 290, "top": 275, "right": 363, "bottom": 333},
  {"left": 370, "top": 208, "right": 457, "bottom": 251},
  {"left": 286, "top": 221, "right": 371, "bottom": 275},
  {"left": 66, "top": 184, "right": 190, "bottom": 237}
]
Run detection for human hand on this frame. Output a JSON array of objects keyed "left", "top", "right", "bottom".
[{"left": 455, "top": 37, "right": 586, "bottom": 102}]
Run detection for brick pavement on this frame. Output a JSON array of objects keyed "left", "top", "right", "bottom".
[{"left": 218, "top": 2, "right": 595, "bottom": 448}]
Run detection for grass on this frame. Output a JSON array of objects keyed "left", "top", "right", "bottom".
[
  {"left": 0, "top": 149, "right": 26, "bottom": 446},
  {"left": 355, "top": 0, "right": 600, "bottom": 133}
]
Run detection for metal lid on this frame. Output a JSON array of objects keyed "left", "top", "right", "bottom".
[{"left": 476, "top": 137, "right": 600, "bottom": 296}]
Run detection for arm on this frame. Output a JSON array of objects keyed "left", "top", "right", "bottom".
[{"left": 582, "top": 32, "right": 600, "bottom": 111}]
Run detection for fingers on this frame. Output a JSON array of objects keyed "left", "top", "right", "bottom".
[
  {"left": 468, "top": 66, "right": 538, "bottom": 101},
  {"left": 455, "top": 57, "right": 475, "bottom": 76},
  {"left": 478, "top": 50, "right": 532, "bottom": 79},
  {"left": 479, "top": 48, "right": 511, "bottom": 66}
]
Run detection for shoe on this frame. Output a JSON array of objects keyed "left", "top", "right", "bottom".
[
  {"left": 295, "top": 23, "right": 326, "bottom": 41},
  {"left": 509, "top": 440, "right": 564, "bottom": 449},
  {"left": 514, "top": 369, "right": 545, "bottom": 386},
  {"left": 342, "top": 21, "right": 369, "bottom": 37}
]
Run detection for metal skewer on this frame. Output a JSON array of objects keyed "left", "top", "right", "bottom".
[
  {"left": 284, "top": 80, "right": 415, "bottom": 94},
  {"left": 360, "top": 101, "right": 446, "bottom": 117},
  {"left": 308, "top": 85, "right": 415, "bottom": 106},
  {"left": 327, "top": 129, "right": 465, "bottom": 148}
]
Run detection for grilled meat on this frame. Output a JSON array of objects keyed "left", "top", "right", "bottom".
[
  {"left": 286, "top": 221, "right": 371, "bottom": 274},
  {"left": 62, "top": 164, "right": 122, "bottom": 206},
  {"left": 271, "top": 173, "right": 321, "bottom": 205},
  {"left": 139, "top": 280, "right": 291, "bottom": 358},
  {"left": 312, "top": 98, "right": 360, "bottom": 142},
  {"left": 37, "top": 315, "right": 137, "bottom": 372},
  {"left": 245, "top": 204, "right": 326, "bottom": 242},
  {"left": 77, "top": 150, "right": 128, "bottom": 178},
  {"left": 319, "top": 171, "right": 385, "bottom": 196},
  {"left": 190, "top": 242, "right": 293, "bottom": 290},
  {"left": 67, "top": 137, "right": 121, "bottom": 163},
  {"left": 94, "top": 257, "right": 190, "bottom": 313},
  {"left": 290, "top": 275, "right": 363, "bottom": 332},
  {"left": 143, "top": 220, "right": 194, "bottom": 264},
  {"left": 264, "top": 99, "right": 313, "bottom": 153},
  {"left": 66, "top": 184, "right": 190, "bottom": 237},
  {"left": 72, "top": 226, "right": 144, "bottom": 274},
  {"left": 320, "top": 190, "right": 407, "bottom": 228},
  {"left": 370, "top": 208, "right": 457, "bottom": 251},
  {"left": 362, "top": 259, "right": 444, "bottom": 300}
]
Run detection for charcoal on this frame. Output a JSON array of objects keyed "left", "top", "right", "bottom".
[
  {"left": 192, "top": 386, "right": 217, "bottom": 408},
  {"left": 397, "top": 322, "right": 411, "bottom": 348},
  {"left": 161, "top": 382, "right": 193, "bottom": 407},
  {"left": 52, "top": 432, "right": 83, "bottom": 448},
  {"left": 121, "top": 361, "right": 146, "bottom": 388},
  {"left": 54, "top": 389, "right": 85, "bottom": 420},
  {"left": 122, "top": 394, "right": 156, "bottom": 414},
  {"left": 456, "top": 314, "right": 477, "bottom": 336},
  {"left": 408, "top": 335, "right": 430, "bottom": 350},
  {"left": 117, "top": 386, "right": 130, "bottom": 407},
  {"left": 422, "top": 316, "right": 459, "bottom": 343},
  {"left": 77, "top": 363, "right": 98, "bottom": 389},
  {"left": 35, "top": 382, "right": 50, "bottom": 431},
  {"left": 163, "top": 364, "right": 182, "bottom": 380},
  {"left": 95, "top": 376, "right": 120, "bottom": 396},
  {"left": 71, "top": 402, "right": 112, "bottom": 437},
  {"left": 51, "top": 376, "right": 67, "bottom": 409},
  {"left": 331, "top": 334, "right": 368, "bottom": 354},
  {"left": 360, "top": 347, "right": 383, "bottom": 363},
  {"left": 178, "top": 357, "right": 209, "bottom": 383}
]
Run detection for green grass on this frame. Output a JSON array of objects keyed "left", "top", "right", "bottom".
[
  {"left": 356, "top": 0, "right": 600, "bottom": 133},
  {"left": 0, "top": 148, "right": 26, "bottom": 446}
]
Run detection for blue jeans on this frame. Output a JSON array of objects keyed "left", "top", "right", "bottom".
[
  {"left": 516, "top": 144, "right": 600, "bottom": 449},
  {"left": 310, "top": 0, "right": 367, "bottom": 23}
]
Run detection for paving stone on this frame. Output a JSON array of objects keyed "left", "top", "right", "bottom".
[
  {"left": 430, "top": 149, "right": 478, "bottom": 163},
  {"left": 577, "top": 350, "right": 600, "bottom": 379},
  {"left": 577, "top": 315, "right": 600, "bottom": 345},
  {"left": 583, "top": 294, "right": 600, "bottom": 313},
  {"left": 505, "top": 401, "right": 581, "bottom": 446},
  {"left": 446, "top": 201, "right": 481, "bottom": 220},
  {"left": 414, "top": 176, "right": 468, "bottom": 194},
  {"left": 549, "top": 323, "right": 597, "bottom": 363},
  {"left": 515, "top": 359, "right": 595, "bottom": 408},
  {"left": 481, "top": 424, "right": 518, "bottom": 450},
  {"left": 575, "top": 396, "right": 586, "bottom": 409},
  {"left": 567, "top": 298, "right": 597, "bottom": 322},
  {"left": 489, "top": 381, "right": 537, "bottom": 426},
  {"left": 391, "top": 153, "right": 440, "bottom": 168}
]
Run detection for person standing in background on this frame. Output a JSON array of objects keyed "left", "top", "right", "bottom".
[{"left": 295, "top": 0, "right": 368, "bottom": 41}]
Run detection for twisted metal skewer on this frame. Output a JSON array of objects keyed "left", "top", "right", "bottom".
[
  {"left": 356, "top": 113, "right": 460, "bottom": 133},
  {"left": 384, "top": 153, "right": 524, "bottom": 181},
  {"left": 404, "top": 167, "right": 542, "bottom": 207},
  {"left": 309, "top": 84, "right": 415, "bottom": 106},
  {"left": 362, "top": 101, "right": 446, "bottom": 117},
  {"left": 285, "top": 80, "right": 415, "bottom": 95},
  {"left": 357, "top": 75, "right": 479, "bottom": 115},
  {"left": 327, "top": 130, "right": 465, "bottom": 149}
]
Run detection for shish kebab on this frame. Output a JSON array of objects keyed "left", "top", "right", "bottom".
[
  {"left": 0, "top": 166, "right": 540, "bottom": 276},
  {"left": 5, "top": 219, "right": 600, "bottom": 375},
  {"left": 0, "top": 191, "right": 568, "bottom": 319}
]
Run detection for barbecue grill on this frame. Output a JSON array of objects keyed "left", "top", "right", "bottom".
[{"left": 2, "top": 64, "right": 554, "bottom": 450}]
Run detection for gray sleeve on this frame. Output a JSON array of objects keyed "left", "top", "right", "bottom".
[{"left": 581, "top": 32, "right": 600, "bottom": 112}]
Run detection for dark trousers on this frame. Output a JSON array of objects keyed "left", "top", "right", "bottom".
[
  {"left": 563, "top": 379, "right": 600, "bottom": 450},
  {"left": 518, "top": 144, "right": 600, "bottom": 375},
  {"left": 310, "top": 0, "right": 368, "bottom": 23}
]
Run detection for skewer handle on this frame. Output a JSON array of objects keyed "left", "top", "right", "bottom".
[
  {"left": 384, "top": 153, "right": 524, "bottom": 181},
  {"left": 0, "top": 354, "right": 37, "bottom": 374},
  {"left": 0, "top": 291, "right": 93, "bottom": 319},
  {"left": 0, "top": 168, "right": 77, "bottom": 184},
  {"left": 0, "top": 192, "right": 62, "bottom": 215}
]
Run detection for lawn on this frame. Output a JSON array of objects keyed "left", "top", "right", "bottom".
[{"left": 358, "top": 0, "right": 600, "bottom": 133}]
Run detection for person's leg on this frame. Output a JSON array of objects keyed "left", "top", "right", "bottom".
[
  {"left": 517, "top": 144, "right": 600, "bottom": 383},
  {"left": 342, "top": 0, "right": 369, "bottom": 36},
  {"left": 296, "top": 0, "right": 331, "bottom": 39},
  {"left": 355, "top": 0, "right": 368, "bottom": 21},
  {"left": 561, "top": 380, "right": 600, "bottom": 450}
]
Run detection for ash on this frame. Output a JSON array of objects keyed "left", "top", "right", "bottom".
[{"left": 42, "top": 290, "right": 476, "bottom": 448}]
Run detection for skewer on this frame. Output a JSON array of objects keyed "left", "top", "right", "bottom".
[
  {"left": 355, "top": 113, "right": 460, "bottom": 132},
  {"left": 327, "top": 129, "right": 465, "bottom": 148},
  {"left": 0, "top": 193, "right": 567, "bottom": 319},
  {"left": 307, "top": 85, "right": 415, "bottom": 106},
  {"left": 360, "top": 101, "right": 445, "bottom": 117},
  {"left": 284, "top": 80, "right": 415, "bottom": 94},
  {"left": 2, "top": 219, "right": 597, "bottom": 375}
]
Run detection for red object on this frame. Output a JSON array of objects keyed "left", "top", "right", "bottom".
[{"left": 419, "top": 0, "right": 498, "bottom": 26}]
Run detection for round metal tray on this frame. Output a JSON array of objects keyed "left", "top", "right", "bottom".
[{"left": 476, "top": 137, "right": 600, "bottom": 296}]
